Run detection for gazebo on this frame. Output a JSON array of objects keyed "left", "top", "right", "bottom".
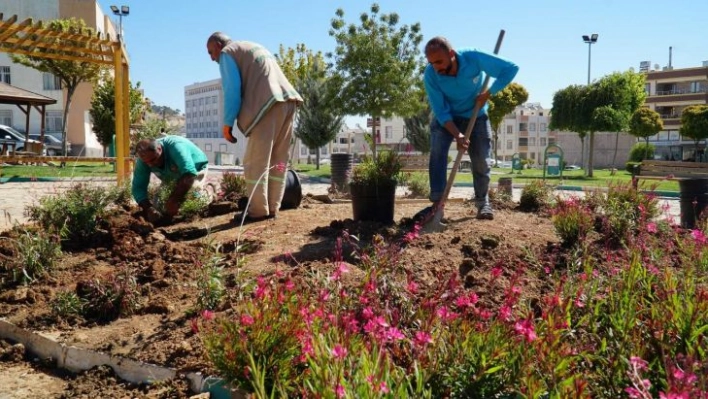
[{"left": 0, "top": 81, "right": 58, "bottom": 148}]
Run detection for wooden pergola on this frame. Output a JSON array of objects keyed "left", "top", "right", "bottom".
[
  {"left": 0, "top": 13, "right": 132, "bottom": 184},
  {"left": 0, "top": 81, "right": 57, "bottom": 150}
]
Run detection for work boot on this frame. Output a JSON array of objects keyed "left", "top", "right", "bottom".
[{"left": 477, "top": 204, "right": 494, "bottom": 220}]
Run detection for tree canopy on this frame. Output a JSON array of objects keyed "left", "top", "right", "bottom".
[
  {"left": 679, "top": 105, "right": 708, "bottom": 156},
  {"left": 488, "top": 83, "right": 528, "bottom": 162},
  {"left": 10, "top": 18, "right": 106, "bottom": 155},
  {"left": 551, "top": 70, "right": 646, "bottom": 176},
  {"left": 628, "top": 107, "right": 663, "bottom": 161},
  {"left": 89, "top": 73, "right": 145, "bottom": 152},
  {"left": 276, "top": 43, "right": 326, "bottom": 86},
  {"left": 328, "top": 3, "right": 424, "bottom": 156}
]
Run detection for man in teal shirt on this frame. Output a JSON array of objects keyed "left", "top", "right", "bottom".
[{"left": 132, "top": 136, "right": 209, "bottom": 222}]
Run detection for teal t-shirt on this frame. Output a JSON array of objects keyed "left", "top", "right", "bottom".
[{"left": 131, "top": 136, "right": 209, "bottom": 204}]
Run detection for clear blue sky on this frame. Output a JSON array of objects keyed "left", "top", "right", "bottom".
[{"left": 98, "top": 0, "right": 708, "bottom": 127}]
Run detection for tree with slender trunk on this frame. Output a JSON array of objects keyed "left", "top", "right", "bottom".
[
  {"left": 488, "top": 83, "right": 529, "bottom": 163},
  {"left": 10, "top": 18, "right": 106, "bottom": 158},
  {"left": 679, "top": 105, "right": 708, "bottom": 160},
  {"left": 328, "top": 3, "right": 424, "bottom": 158},
  {"left": 628, "top": 107, "right": 663, "bottom": 161}
]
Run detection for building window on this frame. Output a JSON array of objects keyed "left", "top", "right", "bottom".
[
  {"left": 518, "top": 122, "right": 527, "bottom": 131},
  {"left": 529, "top": 137, "right": 536, "bottom": 146},
  {"left": 0, "top": 110, "right": 11, "bottom": 126},
  {"left": 530, "top": 152, "right": 536, "bottom": 160},
  {"left": 518, "top": 137, "right": 528, "bottom": 146},
  {"left": 339, "top": 138, "right": 348, "bottom": 144},
  {"left": 506, "top": 125, "right": 513, "bottom": 134},
  {"left": 43, "top": 73, "right": 62, "bottom": 90},
  {"left": 205, "top": 143, "right": 212, "bottom": 152},
  {"left": 45, "top": 111, "right": 63, "bottom": 132},
  {"left": 548, "top": 138, "right": 556, "bottom": 145},
  {"left": 690, "top": 81, "right": 703, "bottom": 93},
  {"left": 219, "top": 143, "right": 227, "bottom": 152},
  {"left": 529, "top": 123, "right": 536, "bottom": 132},
  {"left": 540, "top": 123, "right": 547, "bottom": 132},
  {"left": 385, "top": 126, "right": 393, "bottom": 139},
  {"left": 506, "top": 140, "right": 513, "bottom": 150},
  {"left": 300, "top": 147, "right": 308, "bottom": 156},
  {"left": 645, "top": 82, "right": 651, "bottom": 95},
  {"left": 540, "top": 137, "right": 547, "bottom": 146},
  {"left": 0, "top": 66, "right": 10, "bottom": 84}
]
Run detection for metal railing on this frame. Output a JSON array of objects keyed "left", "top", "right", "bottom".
[{"left": 655, "top": 87, "right": 707, "bottom": 96}]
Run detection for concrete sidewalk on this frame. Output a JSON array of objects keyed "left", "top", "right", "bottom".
[{"left": 0, "top": 176, "right": 682, "bottom": 231}]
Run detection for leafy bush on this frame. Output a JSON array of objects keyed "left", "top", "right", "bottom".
[
  {"left": 351, "top": 151, "right": 403, "bottom": 185},
  {"left": 3, "top": 229, "right": 62, "bottom": 284},
  {"left": 26, "top": 183, "right": 118, "bottom": 242},
  {"left": 403, "top": 172, "right": 430, "bottom": 198},
  {"left": 76, "top": 269, "right": 140, "bottom": 321},
  {"left": 219, "top": 171, "right": 247, "bottom": 202},
  {"left": 196, "top": 255, "right": 226, "bottom": 312},
  {"left": 629, "top": 142, "right": 655, "bottom": 162},
  {"left": 552, "top": 197, "right": 595, "bottom": 246},
  {"left": 150, "top": 181, "right": 210, "bottom": 220},
  {"left": 519, "top": 180, "right": 553, "bottom": 212},
  {"left": 51, "top": 291, "right": 84, "bottom": 317}
]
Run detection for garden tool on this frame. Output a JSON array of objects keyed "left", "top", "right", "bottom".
[{"left": 418, "top": 29, "right": 505, "bottom": 234}]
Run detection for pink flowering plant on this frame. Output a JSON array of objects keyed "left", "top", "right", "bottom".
[{"left": 194, "top": 180, "right": 708, "bottom": 397}]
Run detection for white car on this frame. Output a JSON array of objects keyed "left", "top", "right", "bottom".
[
  {"left": 318, "top": 158, "right": 331, "bottom": 165},
  {"left": 0, "top": 124, "right": 45, "bottom": 154}
]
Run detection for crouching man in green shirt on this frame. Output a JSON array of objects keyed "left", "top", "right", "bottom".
[{"left": 132, "top": 136, "right": 209, "bottom": 223}]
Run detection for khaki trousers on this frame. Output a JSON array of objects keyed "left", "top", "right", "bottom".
[{"left": 242, "top": 101, "right": 297, "bottom": 218}]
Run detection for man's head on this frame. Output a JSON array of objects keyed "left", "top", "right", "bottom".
[
  {"left": 206, "top": 32, "right": 232, "bottom": 63},
  {"left": 425, "top": 36, "right": 456, "bottom": 75},
  {"left": 136, "top": 139, "right": 164, "bottom": 168}
]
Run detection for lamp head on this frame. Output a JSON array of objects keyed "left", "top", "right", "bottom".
[
  {"left": 582, "top": 35, "right": 590, "bottom": 42},
  {"left": 591, "top": 33, "right": 598, "bottom": 42},
  {"left": 121, "top": 5, "right": 130, "bottom": 15},
  {"left": 110, "top": 5, "right": 119, "bottom": 14}
]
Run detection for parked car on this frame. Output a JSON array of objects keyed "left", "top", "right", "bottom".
[
  {"left": 0, "top": 124, "right": 45, "bottom": 154},
  {"left": 564, "top": 164, "right": 582, "bottom": 171},
  {"left": 29, "top": 134, "right": 71, "bottom": 156}
]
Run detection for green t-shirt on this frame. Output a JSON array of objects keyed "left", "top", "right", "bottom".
[{"left": 131, "top": 136, "right": 209, "bottom": 204}]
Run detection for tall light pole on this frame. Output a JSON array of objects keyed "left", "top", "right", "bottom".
[
  {"left": 110, "top": 5, "right": 130, "bottom": 42},
  {"left": 582, "top": 34, "right": 598, "bottom": 85}
]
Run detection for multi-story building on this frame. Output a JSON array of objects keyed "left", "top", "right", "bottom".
[
  {"left": 366, "top": 116, "right": 411, "bottom": 152},
  {"left": 642, "top": 62, "right": 708, "bottom": 161},
  {"left": 183, "top": 79, "right": 245, "bottom": 165},
  {"left": 0, "top": 0, "right": 118, "bottom": 156},
  {"left": 496, "top": 103, "right": 558, "bottom": 165}
]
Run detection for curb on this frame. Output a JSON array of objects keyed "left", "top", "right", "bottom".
[{"left": 0, "top": 318, "right": 237, "bottom": 396}]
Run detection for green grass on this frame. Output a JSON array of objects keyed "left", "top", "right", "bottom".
[{"left": 0, "top": 163, "right": 116, "bottom": 179}]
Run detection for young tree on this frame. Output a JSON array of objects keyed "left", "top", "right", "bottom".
[
  {"left": 276, "top": 44, "right": 326, "bottom": 84},
  {"left": 89, "top": 73, "right": 145, "bottom": 155},
  {"left": 628, "top": 107, "right": 663, "bottom": 161},
  {"left": 403, "top": 104, "right": 431, "bottom": 154},
  {"left": 328, "top": 3, "right": 424, "bottom": 157},
  {"left": 295, "top": 66, "right": 345, "bottom": 169},
  {"left": 679, "top": 105, "right": 708, "bottom": 158},
  {"left": 488, "top": 82, "right": 529, "bottom": 163},
  {"left": 10, "top": 18, "right": 106, "bottom": 156},
  {"left": 551, "top": 70, "right": 646, "bottom": 176}
]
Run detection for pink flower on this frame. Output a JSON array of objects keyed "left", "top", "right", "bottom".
[
  {"left": 362, "top": 307, "right": 374, "bottom": 320},
  {"left": 284, "top": 279, "right": 295, "bottom": 291},
  {"left": 407, "top": 280, "right": 419, "bottom": 294},
  {"left": 513, "top": 318, "right": 537, "bottom": 342},
  {"left": 691, "top": 229, "right": 707, "bottom": 244},
  {"left": 630, "top": 356, "right": 649, "bottom": 372},
  {"left": 499, "top": 305, "right": 513, "bottom": 321},
  {"left": 385, "top": 327, "right": 405, "bottom": 341},
  {"left": 331, "top": 344, "right": 347, "bottom": 360},
  {"left": 647, "top": 222, "right": 658, "bottom": 233},
  {"left": 491, "top": 267, "right": 503, "bottom": 278},
  {"left": 240, "top": 313, "right": 254, "bottom": 326},
  {"left": 335, "top": 384, "right": 346, "bottom": 398},
  {"left": 201, "top": 310, "right": 215, "bottom": 320},
  {"left": 378, "top": 382, "right": 390, "bottom": 394},
  {"left": 414, "top": 331, "right": 433, "bottom": 347}
]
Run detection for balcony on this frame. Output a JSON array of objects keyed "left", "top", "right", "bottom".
[{"left": 655, "top": 87, "right": 707, "bottom": 96}]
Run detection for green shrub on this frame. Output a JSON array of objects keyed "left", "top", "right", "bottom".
[
  {"left": 149, "top": 181, "right": 210, "bottom": 220},
  {"left": 196, "top": 255, "right": 226, "bottom": 311},
  {"left": 552, "top": 197, "right": 595, "bottom": 246},
  {"left": 5, "top": 230, "right": 62, "bottom": 284},
  {"left": 219, "top": 171, "right": 247, "bottom": 201},
  {"left": 351, "top": 151, "right": 403, "bottom": 185},
  {"left": 626, "top": 161, "right": 641, "bottom": 174},
  {"left": 51, "top": 291, "right": 84, "bottom": 317},
  {"left": 26, "top": 183, "right": 117, "bottom": 241},
  {"left": 519, "top": 180, "right": 553, "bottom": 212},
  {"left": 404, "top": 172, "right": 430, "bottom": 198},
  {"left": 629, "top": 142, "right": 655, "bottom": 162},
  {"left": 77, "top": 269, "right": 140, "bottom": 321}
]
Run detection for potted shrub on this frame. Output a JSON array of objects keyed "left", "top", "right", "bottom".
[{"left": 349, "top": 151, "right": 403, "bottom": 224}]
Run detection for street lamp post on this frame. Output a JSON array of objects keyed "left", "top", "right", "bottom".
[
  {"left": 582, "top": 34, "right": 598, "bottom": 85},
  {"left": 110, "top": 5, "right": 130, "bottom": 42}
]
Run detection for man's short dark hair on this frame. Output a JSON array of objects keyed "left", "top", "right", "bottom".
[
  {"left": 136, "top": 139, "right": 160, "bottom": 156},
  {"left": 425, "top": 36, "right": 453, "bottom": 55},
  {"left": 207, "top": 32, "right": 232, "bottom": 47}
]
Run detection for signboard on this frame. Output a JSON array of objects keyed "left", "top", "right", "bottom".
[{"left": 639, "top": 61, "right": 650, "bottom": 72}]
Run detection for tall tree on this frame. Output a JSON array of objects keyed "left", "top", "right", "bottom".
[
  {"left": 10, "top": 18, "right": 106, "bottom": 156},
  {"left": 551, "top": 70, "right": 646, "bottom": 176},
  {"left": 403, "top": 103, "right": 431, "bottom": 154},
  {"left": 295, "top": 66, "right": 345, "bottom": 169},
  {"left": 89, "top": 73, "right": 145, "bottom": 155},
  {"left": 328, "top": 3, "right": 424, "bottom": 158},
  {"left": 488, "top": 83, "right": 529, "bottom": 163},
  {"left": 679, "top": 105, "right": 708, "bottom": 159},
  {"left": 276, "top": 44, "right": 326, "bottom": 85},
  {"left": 628, "top": 107, "right": 663, "bottom": 161}
]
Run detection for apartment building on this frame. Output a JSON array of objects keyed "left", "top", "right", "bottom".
[
  {"left": 496, "top": 103, "right": 558, "bottom": 164},
  {"left": 642, "top": 62, "right": 708, "bottom": 161},
  {"left": 183, "top": 79, "right": 245, "bottom": 165},
  {"left": 0, "top": 0, "right": 118, "bottom": 156}
]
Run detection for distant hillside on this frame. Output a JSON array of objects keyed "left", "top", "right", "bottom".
[{"left": 151, "top": 104, "right": 182, "bottom": 117}]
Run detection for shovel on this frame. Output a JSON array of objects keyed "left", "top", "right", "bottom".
[{"left": 418, "top": 29, "right": 506, "bottom": 233}]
